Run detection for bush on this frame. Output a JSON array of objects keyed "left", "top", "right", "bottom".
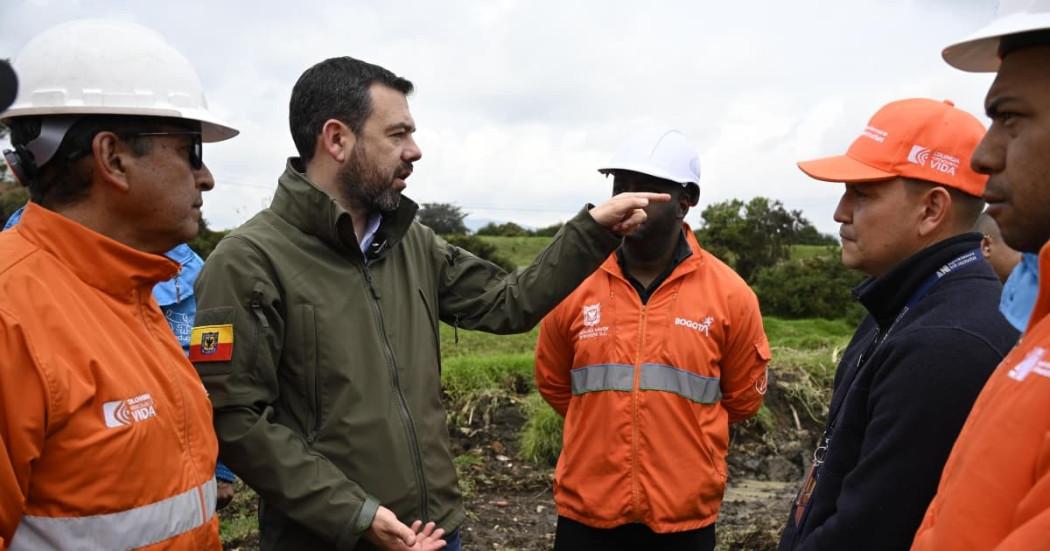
[
  {"left": 752, "top": 254, "right": 866, "bottom": 321},
  {"left": 444, "top": 234, "right": 517, "bottom": 273},
  {"left": 476, "top": 221, "right": 530, "bottom": 237},
  {"left": 520, "top": 392, "right": 563, "bottom": 466}
]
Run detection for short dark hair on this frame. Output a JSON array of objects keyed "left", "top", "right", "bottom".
[
  {"left": 289, "top": 56, "right": 414, "bottom": 163},
  {"left": 903, "top": 178, "right": 986, "bottom": 231},
  {"left": 8, "top": 115, "right": 193, "bottom": 208}
]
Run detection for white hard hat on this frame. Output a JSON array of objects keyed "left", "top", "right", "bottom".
[
  {"left": 2, "top": 19, "right": 238, "bottom": 142},
  {"left": 598, "top": 128, "right": 701, "bottom": 205},
  {"left": 943, "top": 0, "right": 1050, "bottom": 72}
]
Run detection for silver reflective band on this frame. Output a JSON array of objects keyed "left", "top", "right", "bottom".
[
  {"left": 10, "top": 478, "right": 216, "bottom": 550},
  {"left": 571, "top": 364, "right": 635, "bottom": 394},
  {"left": 640, "top": 363, "right": 721, "bottom": 404},
  {"left": 571, "top": 363, "right": 721, "bottom": 404}
]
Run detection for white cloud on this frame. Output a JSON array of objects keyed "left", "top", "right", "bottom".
[{"left": 0, "top": 0, "right": 1002, "bottom": 235}]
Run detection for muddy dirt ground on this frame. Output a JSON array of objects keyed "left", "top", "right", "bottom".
[{"left": 220, "top": 393, "right": 815, "bottom": 551}]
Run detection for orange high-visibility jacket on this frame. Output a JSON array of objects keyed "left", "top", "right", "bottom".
[
  {"left": 535, "top": 228, "right": 770, "bottom": 532},
  {"left": 0, "top": 204, "right": 220, "bottom": 550},
  {"left": 911, "top": 241, "right": 1050, "bottom": 551}
]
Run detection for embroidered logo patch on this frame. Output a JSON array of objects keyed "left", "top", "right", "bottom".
[
  {"left": 103, "top": 393, "right": 157, "bottom": 428},
  {"left": 579, "top": 303, "right": 609, "bottom": 340},
  {"left": 582, "top": 303, "right": 601, "bottom": 327},
  {"left": 189, "top": 324, "right": 234, "bottom": 362}
]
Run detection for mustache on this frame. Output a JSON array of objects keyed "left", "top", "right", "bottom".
[{"left": 395, "top": 163, "right": 413, "bottom": 179}]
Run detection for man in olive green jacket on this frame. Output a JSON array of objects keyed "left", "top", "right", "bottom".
[{"left": 192, "top": 56, "right": 666, "bottom": 551}]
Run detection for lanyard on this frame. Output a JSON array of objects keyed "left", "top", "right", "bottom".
[{"left": 804, "top": 249, "right": 984, "bottom": 494}]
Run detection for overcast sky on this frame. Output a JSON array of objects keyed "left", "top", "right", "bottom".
[{"left": 1, "top": 0, "right": 1001, "bottom": 234}]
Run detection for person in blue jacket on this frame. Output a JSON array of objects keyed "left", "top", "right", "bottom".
[{"left": 3, "top": 205, "right": 238, "bottom": 506}]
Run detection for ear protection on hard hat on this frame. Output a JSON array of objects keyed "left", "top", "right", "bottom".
[{"left": 1, "top": 116, "right": 79, "bottom": 186}]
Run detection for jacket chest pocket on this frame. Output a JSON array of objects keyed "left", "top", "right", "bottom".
[
  {"left": 417, "top": 289, "right": 441, "bottom": 375},
  {"left": 661, "top": 305, "right": 724, "bottom": 379},
  {"left": 288, "top": 303, "right": 323, "bottom": 438}
]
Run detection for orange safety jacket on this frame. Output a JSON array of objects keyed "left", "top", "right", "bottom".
[
  {"left": 535, "top": 227, "right": 770, "bottom": 532},
  {"left": 911, "top": 240, "right": 1050, "bottom": 551},
  {"left": 0, "top": 203, "right": 220, "bottom": 550}
]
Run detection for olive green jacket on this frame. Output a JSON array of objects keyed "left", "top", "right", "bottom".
[{"left": 193, "top": 160, "right": 620, "bottom": 550}]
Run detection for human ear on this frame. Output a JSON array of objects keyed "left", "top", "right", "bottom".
[
  {"left": 917, "top": 187, "right": 951, "bottom": 237},
  {"left": 91, "top": 131, "right": 131, "bottom": 193},
  {"left": 319, "top": 119, "right": 356, "bottom": 164}
]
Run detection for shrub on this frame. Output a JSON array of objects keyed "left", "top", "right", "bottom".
[
  {"left": 520, "top": 392, "right": 563, "bottom": 466},
  {"left": 443, "top": 234, "right": 517, "bottom": 273},
  {"left": 752, "top": 254, "right": 866, "bottom": 322}
]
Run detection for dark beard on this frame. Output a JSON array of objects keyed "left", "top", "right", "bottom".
[{"left": 339, "top": 144, "right": 402, "bottom": 213}]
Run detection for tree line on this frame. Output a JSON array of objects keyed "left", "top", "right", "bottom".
[
  {"left": 418, "top": 199, "right": 863, "bottom": 321},
  {"left": 0, "top": 191, "right": 865, "bottom": 321}
]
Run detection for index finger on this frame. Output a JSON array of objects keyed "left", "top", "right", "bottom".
[{"left": 618, "top": 191, "right": 672, "bottom": 203}]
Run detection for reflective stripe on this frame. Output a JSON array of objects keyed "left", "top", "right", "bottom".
[
  {"left": 571, "top": 363, "right": 721, "bottom": 404},
  {"left": 571, "top": 364, "right": 634, "bottom": 394},
  {"left": 640, "top": 363, "right": 721, "bottom": 404},
  {"left": 10, "top": 478, "right": 216, "bottom": 550}
]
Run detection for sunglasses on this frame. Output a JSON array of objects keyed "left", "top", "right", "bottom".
[{"left": 125, "top": 131, "right": 204, "bottom": 170}]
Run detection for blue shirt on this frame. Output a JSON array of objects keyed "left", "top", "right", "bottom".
[
  {"left": 4, "top": 206, "right": 235, "bottom": 482},
  {"left": 1000, "top": 252, "right": 1040, "bottom": 332}
]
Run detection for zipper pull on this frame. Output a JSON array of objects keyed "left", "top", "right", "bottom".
[
  {"left": 249, "top": 284, "right": 270, "bottom": 329},
  {"left": 363, "top": 267, "right": 381, "bottom": 299}
]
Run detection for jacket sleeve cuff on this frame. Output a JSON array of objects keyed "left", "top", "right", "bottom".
[
  {"left": 571, "top": 204, "right": 622, "bottom": 251},
  {"left": 336, "top": 495, "right": 380, "bottom": 550}
]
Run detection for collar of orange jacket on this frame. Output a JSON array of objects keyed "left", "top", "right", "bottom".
[
  {"left": 15, "top": 202, "right": 179, "bottom": 298},
  {"left": 602, "top": 222, "right": 705, "bottom": 276},
  {"left": 1025, "top": 241, "right": 1050, "bottom": 337}
]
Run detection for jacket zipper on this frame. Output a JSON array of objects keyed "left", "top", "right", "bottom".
[
  {"left": 632, "top": 303, "right": 648, "bottom": 518},
  {"left": 362, "top": 263, "right": 430, "bottom": 522},
  {"left": 139, "top": 288, "right": 205, "bottom": 493}
]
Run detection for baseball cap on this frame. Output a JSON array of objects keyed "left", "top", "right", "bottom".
[{"left": 797, "top": 98, "right": 988, "bottom": 197}]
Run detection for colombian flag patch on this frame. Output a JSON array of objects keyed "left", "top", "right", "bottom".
[{"left": 189, "top": 324, "right": 234, "bottom": 362}]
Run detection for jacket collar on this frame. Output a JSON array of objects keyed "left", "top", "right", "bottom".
[
  {"left": 16, "top": 202, "right": 178, "bottom": 299},
  {"left": 602, "top": 222, "right": 705, "bottom": 279},
  {"left": 270, "top": 158, "right": 419, "bottom": 261},
  {"left": 854, "top": 232, "right": 984, "bottom": 328}
]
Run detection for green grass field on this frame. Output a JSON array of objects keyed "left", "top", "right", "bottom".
[{"left": 476, "top": 236, "right": 552, "bottom": 268}]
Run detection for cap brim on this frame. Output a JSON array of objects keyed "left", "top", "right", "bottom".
[
  {"left": 943, "top": 12, "right": 1050, "bottom": 72},
  {"left": 797, "top": 155, "right": 897, "bottom": 183}
]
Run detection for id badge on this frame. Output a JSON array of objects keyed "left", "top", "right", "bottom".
[{"left": 794, "top": 462, "right": 818, "bottom": 525}]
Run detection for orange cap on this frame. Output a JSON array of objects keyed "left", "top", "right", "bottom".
[{"left": 797, "top": 98, "right": 988, "bottom": 196}]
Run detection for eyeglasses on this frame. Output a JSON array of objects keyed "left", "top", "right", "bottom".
[{"left": 124, "top": 131, "right": 204, "bottom": 170}]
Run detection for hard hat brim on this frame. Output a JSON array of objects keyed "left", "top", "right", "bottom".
[
  {"left": 797, "top": 155, "right": 897, "bottom": 184},
  {"left": 943, "top": 12, "right": 1050, "bottom": 72},
  {"left": 596, "top": 164, "right": 699, "bottom": 186},
  {"left": 1, "top": 105, "right": 239, "bottom": 143}
]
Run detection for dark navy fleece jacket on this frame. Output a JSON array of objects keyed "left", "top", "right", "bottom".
[{"left": 779, "top": 233, "right": 1019, "bottom": 551}]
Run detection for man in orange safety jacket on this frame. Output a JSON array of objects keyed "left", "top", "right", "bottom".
[
  {"left": 535, "top": 129, "right": 770, "bottom": 551},
  {"left": 0, "top": 20, "right": 238, "bottom": 550},
  {"left": 911, "top": 2, "right": 1050, "bottom": 549}
]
